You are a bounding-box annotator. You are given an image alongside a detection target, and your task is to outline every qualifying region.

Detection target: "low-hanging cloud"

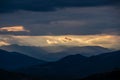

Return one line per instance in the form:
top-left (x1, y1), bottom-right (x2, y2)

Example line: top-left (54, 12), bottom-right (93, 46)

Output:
top-left (0, 26), bottom-right (29, 32)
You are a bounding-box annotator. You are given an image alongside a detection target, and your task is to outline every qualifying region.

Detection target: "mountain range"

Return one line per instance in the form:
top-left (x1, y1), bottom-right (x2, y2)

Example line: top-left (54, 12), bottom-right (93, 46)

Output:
top-left (0, 45), bottom-right (112, 61)
top-left (0, 48), bottom-right (120, 80)
top-left (17, 50), bottom-right (120, 80)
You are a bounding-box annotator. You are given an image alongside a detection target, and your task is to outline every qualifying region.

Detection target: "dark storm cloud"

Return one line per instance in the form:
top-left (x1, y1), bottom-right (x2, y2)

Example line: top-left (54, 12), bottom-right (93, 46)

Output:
top-left (0, 7), bottom-right (120, 35)
top-left (0, 0), bottom-right (120, 13)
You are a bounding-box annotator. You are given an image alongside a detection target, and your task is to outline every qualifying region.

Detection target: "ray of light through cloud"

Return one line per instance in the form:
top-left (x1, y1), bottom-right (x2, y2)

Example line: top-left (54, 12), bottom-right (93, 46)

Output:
top-left (0, 34), bottom-right (120, 53)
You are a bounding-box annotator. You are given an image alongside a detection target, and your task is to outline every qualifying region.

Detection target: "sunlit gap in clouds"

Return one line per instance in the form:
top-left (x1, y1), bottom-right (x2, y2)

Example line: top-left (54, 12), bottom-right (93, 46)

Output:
top-left (0, 34), bottom-right (120, 52)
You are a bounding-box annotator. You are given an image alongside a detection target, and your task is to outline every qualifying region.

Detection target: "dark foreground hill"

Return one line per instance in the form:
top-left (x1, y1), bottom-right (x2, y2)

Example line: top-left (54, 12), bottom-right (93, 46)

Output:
top-left (0, 69), bottom-right (33, 80)
top-left (1, 69), bottom-right (120, 80)
top-left (80, 69), bottom-right (120, 80)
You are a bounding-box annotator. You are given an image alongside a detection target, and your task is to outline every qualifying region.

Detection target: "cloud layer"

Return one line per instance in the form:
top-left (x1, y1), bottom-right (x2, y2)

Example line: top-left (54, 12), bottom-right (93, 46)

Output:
top-left (0, 0), bottom-right (119, 57)
top-left (0, 34), bottom-right (120, 50)
top-left (0, 0), bottom-right (119, 13)
top-left (0, 7), bottom-right (119, 35)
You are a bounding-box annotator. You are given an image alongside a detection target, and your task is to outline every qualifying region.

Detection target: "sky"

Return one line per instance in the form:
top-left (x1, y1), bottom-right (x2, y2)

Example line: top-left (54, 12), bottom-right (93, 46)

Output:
top-left (0, 0), bottom-right (120, 51)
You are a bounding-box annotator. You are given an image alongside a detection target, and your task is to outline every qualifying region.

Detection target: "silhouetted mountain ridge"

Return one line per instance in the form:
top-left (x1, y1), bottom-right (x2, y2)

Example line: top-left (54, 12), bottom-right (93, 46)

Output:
top-left (18, 50), bottom-right (120, 80)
